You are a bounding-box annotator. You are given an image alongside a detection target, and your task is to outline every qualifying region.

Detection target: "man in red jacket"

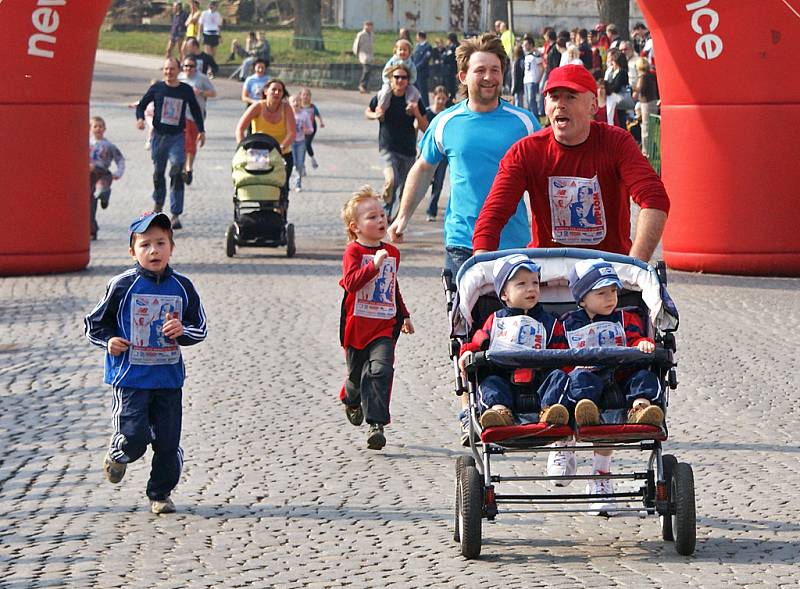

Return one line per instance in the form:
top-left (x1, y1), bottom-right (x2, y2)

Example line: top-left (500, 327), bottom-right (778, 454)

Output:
top-left (473, 64), bottom-right (669, 263)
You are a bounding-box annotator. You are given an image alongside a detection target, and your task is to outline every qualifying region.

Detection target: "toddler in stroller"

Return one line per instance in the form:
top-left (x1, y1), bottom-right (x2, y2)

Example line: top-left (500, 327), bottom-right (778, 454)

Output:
top-left (446, 248), bottom-right (695, 559)
top-left (226, 132), bottom-right (296, 257)
top-left (457, 253), bottom-right (570, 429)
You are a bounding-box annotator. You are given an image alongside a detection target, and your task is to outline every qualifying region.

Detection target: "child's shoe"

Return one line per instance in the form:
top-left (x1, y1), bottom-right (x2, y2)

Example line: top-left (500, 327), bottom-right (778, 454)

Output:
top-left (575, 399), bottom-right (601, 427)
top-left (344, 404), bottom-right (364, 426)
top-left (479, 405), bottom-right (514, 428)
top-left (150, 496), bottom-right (176, 515)
top-left (310, 156), bottom-right (319, 169)
top-left (103, 454), bottom-right (126, 484)
top-left (171, 215), bottom-right (182, 230)
top-left (587, 473), bottom-right (614, 516)
top-left (539, 403), bottom-right (568, 425)
top-left (366, 423), bottom-right (386, 450)
top-left (627, 403), bottom-right (664, 426)
top-left (99, 194), bottom-right (110, 209)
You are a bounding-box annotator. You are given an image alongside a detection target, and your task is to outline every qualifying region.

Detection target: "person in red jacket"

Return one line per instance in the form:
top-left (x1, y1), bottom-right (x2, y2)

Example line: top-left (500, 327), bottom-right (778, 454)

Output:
top-left (472, 64), bottom-right (669, 263)
top-left (339, 186), bottom-right (414, 451)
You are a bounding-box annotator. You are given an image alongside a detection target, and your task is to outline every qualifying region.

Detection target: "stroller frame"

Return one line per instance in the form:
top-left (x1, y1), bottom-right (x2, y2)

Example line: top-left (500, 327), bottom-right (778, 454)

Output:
top-left (226, 133), bottom-right (296, 258)
top-left (445, 248), bottom-right (695, 559)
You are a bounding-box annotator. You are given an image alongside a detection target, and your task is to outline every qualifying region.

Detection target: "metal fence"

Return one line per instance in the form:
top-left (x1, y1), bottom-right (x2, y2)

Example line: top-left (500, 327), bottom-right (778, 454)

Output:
top-left (647, 114), bottom-right (661, 176)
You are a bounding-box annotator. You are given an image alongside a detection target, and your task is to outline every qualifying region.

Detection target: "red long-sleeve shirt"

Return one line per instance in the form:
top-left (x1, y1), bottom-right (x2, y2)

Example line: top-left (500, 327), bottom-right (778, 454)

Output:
top-left (473, 122), bottom-right (669, 254)
top-left (339, 241), bottom-right (410, 350)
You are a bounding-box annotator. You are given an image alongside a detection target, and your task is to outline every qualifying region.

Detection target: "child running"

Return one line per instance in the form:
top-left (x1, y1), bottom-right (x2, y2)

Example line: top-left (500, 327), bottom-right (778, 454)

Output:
top-left (298, 87), bottom-right (324, 170)
top-left (339, 186), bottom-right (414, 450)
top-left (89, 116), bottom-right (126, 240)
top-left (84, 211), bottom-right (207, 515)
top-left (289, 95), bottom-right (314, 192)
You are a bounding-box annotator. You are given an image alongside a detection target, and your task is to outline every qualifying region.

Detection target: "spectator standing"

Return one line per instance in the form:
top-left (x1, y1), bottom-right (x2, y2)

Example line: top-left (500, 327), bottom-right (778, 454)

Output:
top-left (353, 21), bottom-right (374, 94)
top-left (412, 31), bottom-right (433, 109)
top-left (184, 0), bottom-right (201, 41)
top-left (198, 0), bottom-right (223, 57)
top-left (135, 58), bottom-right (205, 230)
top-left (165, 3), bottom-right (188, 59)
top-left (577, 28), bottom-right (593, 70)
top-left (240, 59), bottom-right (270, 106)
top-left (606, 23), bottom-right (623, 50)
top-left (365, 63), bottom-right (428, 220)
top-left (177, 56), bottom-right (216, 187)
top-left (606, 50), bottom-right (630, 128)
top-left (620, 41), bottom-right (639, 89)
top-left (510, 43), bottom-right (525, 107)
top-left (441, 32), bottom-right (459, 101)
top-left (632, 57), bottom-right (660, 157)
top-left (522, 35), bottom-right (543, 117)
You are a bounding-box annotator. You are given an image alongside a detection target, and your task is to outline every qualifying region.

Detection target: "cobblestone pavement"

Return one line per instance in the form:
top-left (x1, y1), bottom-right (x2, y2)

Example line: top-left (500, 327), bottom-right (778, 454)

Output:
top-left (1, 58), bottom-right (799, 588)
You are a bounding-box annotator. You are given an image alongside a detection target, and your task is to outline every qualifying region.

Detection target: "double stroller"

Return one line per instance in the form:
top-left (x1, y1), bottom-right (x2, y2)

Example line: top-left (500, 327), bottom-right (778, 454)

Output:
top-left (227, 133), bottom-right (295, 257)
top-left (445, 248), bottom-right (695, 559)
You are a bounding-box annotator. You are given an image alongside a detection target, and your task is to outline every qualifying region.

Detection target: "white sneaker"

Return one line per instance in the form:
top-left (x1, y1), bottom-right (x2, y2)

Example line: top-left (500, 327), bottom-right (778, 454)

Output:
top-left (547, 438), bottom-right (577, 486)
top-left (587, 474), bottom-right (615, 516)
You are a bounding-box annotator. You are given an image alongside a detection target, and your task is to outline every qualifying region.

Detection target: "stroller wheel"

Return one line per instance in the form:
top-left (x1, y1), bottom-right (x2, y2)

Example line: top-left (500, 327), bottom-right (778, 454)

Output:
top-left (286, 223), bottom-right (296, 258)
top-left (458, 465), bottom-right (483, 559)
top-left (660, 454), bottom-right (678, 541)
top-left (225, 223), bottom-right (237, 258)
top-left (671, 462), bottom-right (696, 555)
top-left (454, 456), bottom-right (476, 542)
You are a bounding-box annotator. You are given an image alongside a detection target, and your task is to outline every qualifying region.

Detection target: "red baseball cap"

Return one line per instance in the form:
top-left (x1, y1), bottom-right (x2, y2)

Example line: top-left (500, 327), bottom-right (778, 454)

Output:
top-left (543, 65), bottom-right (597, 96)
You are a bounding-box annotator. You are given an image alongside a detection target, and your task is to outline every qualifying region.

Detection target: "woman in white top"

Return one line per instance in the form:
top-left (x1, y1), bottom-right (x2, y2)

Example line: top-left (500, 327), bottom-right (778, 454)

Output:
top-left (198, 0), bottom-right (223, 57)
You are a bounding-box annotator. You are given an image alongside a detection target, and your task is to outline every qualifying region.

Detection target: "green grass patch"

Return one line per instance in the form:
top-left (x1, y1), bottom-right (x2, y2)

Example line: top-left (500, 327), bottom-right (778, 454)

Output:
top-left (98, 26), bottom-right (450, 64)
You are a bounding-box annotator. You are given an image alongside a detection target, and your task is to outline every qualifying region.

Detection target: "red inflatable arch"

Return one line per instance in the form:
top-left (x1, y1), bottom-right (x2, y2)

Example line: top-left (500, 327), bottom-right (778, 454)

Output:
top-left (639, 0), bottom-right (800, 275)
top-left (1, 0), bottom-right (798, 275)
top-left (1, 0), bottom-right (110, 275)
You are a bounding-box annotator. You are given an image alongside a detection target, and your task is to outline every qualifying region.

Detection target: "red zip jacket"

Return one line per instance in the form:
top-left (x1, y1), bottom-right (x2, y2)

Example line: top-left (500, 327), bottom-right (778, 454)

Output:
top-left (339, 241), bottom-right (410, 350)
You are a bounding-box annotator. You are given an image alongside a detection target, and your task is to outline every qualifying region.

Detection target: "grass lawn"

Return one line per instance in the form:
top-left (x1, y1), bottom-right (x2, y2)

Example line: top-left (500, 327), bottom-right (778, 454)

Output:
top-left (98, 26), bottom-right (450, 64)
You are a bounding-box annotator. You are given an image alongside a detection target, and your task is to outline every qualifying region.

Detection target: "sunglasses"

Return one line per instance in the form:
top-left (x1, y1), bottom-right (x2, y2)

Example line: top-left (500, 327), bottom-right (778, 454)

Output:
top-left (393, 75), bottom-right (408, 80)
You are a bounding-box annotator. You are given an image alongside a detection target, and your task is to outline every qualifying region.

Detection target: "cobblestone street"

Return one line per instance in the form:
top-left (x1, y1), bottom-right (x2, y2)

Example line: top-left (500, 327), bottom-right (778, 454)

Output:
top-left (1, 58), bottom-right (799, 588)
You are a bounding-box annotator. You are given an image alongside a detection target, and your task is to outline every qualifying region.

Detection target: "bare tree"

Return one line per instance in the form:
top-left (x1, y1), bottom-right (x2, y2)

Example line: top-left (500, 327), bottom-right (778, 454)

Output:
top-left (293, 0), bottom-right (324, 50)
top-left (597, 0), bottom-right (630, 40)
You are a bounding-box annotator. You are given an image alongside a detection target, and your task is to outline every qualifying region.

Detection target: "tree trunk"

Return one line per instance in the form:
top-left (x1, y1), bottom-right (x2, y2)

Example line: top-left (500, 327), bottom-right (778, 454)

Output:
top-left (597, 0), bottom-right (630, 40)
top-left (293, 0), bottom-right (324, 50)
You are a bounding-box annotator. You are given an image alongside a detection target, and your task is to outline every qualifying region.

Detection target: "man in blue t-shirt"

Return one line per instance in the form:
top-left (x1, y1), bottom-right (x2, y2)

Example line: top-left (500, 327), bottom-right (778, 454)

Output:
top-left (388, 33), bottom-right (540, 276)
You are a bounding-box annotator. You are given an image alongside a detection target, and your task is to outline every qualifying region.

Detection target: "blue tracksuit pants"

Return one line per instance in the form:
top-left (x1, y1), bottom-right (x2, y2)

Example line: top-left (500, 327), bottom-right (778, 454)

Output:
top-left (539, 368), bottom-right (662, 412)
top-left (108, 387), bottom-right (183, 501)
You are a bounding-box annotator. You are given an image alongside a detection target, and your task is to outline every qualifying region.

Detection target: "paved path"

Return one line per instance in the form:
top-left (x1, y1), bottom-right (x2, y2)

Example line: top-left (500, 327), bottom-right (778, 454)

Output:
top-left (1, 58), bottom-right (799, 588)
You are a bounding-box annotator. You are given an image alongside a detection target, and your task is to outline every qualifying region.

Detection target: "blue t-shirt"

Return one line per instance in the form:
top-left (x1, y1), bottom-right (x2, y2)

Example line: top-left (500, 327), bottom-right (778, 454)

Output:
top-left (243, 73), bottom-right (270, 101)
top-left (419, 99), bottom-right (540, 250)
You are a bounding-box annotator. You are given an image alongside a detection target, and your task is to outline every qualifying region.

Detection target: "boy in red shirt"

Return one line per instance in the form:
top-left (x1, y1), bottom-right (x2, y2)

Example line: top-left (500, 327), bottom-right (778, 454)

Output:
top-left (339, 187), bottom-right (414, 450)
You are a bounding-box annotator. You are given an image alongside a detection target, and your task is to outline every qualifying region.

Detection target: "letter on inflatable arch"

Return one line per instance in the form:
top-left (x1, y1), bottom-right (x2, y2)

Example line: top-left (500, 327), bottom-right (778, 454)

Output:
top-left (638, 0), bottom-right (800, 276)
top-left (1, 0), bottom-right (111, 276)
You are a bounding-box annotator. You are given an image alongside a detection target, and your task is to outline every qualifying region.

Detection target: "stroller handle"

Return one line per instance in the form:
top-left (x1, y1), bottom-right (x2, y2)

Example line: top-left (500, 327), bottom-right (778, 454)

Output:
top-left (468, 347), bottom-right (674, 372)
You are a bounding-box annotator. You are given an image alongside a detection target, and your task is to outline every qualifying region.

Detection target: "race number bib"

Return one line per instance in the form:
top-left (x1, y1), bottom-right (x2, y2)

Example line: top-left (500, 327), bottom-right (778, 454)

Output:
top-left (548, 175), bottom-right (606, 245)
top-left (160, 96), bottom-right (183, 126)
top-left (488, 315), bottom-right (546, 353)
top-left (566, 321), bottom-right (625, 350)
top-left (130, 294), bottom-right (183, 365)
top-left (354, 255), bottom-right (397, 320)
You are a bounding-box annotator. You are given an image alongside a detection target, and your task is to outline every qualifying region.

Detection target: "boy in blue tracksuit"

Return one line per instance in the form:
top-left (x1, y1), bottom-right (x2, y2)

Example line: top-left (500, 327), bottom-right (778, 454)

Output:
top-left (84, 211), bottom-right (207, 514)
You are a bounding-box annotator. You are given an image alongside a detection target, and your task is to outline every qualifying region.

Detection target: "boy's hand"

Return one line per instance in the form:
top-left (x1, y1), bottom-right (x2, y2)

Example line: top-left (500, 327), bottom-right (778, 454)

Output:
top-left (373, 249), bottom-right (388, 267)
top-left (107, 337), bottom-right (130, 356)
top-left (162, 312), bottom-right (184, 340)
top-left (401, 317), bottom-right (415, 334)
top-left (458, 351), bottom-right (473, 379)
top-left (637, 340), bottom-right (655, 353)
top-left (136, 119), bottom-right (146, 131)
